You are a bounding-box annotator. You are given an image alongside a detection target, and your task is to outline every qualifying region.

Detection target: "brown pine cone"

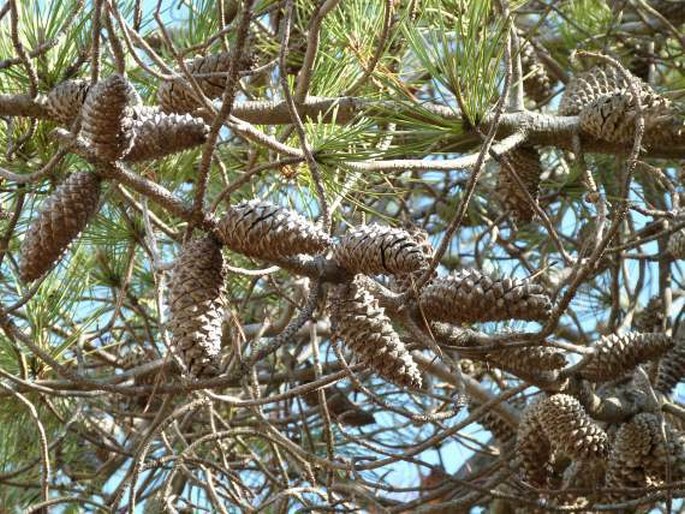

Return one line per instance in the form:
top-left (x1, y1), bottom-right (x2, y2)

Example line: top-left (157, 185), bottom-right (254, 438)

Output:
top-left (80, 74), bottom-right (136, 161)
top-left (124, 112), bottom-right (209, 162)
top-left (388, 227), bottom-right (436, 292)
top-left (333, 224), bottom-right (429, 277)
top-left (668, 228), bottom-right (685, 259)
top-left (469, 398), bottom-right (523, 444)
top-left (535, 394), bottom-right (609, 459)
top-left (580, 332), bottom-right (673, 383)
top-left (520, 40), bottom-right (552, 103)
top-left (516, 401), bottom-right (552, 486)
top-left (45, 80), bottom-right (90, 126)
top-left (655, 327), bottom-right (685, 395)
top-left (20, 172), bottom-right (101, 282)
top-left (330, 276), bottom-right (422, 388)
top-left (168, 236), bottom-right (225, 377)
top-left (218, 199), bottom-right (330, 260)
top-left (419, 268), bottom-right (552, 324)
top-left (157, 51), bottom-right (255, 114)
top-left (633, 296), bottom-right (666, 333)
top-left (487, 345), bottom-right (567, 375)
top-left (559, 65), bottom-right (652, 116)
top-left (495, 146), bottom-right (544, 223)
top-left (578, 89), bottom-right (680, 146)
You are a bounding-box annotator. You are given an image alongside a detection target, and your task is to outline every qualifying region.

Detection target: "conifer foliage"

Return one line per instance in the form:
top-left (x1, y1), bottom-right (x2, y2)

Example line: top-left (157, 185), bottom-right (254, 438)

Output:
top-left (0, 0), bottom-right (684, 512)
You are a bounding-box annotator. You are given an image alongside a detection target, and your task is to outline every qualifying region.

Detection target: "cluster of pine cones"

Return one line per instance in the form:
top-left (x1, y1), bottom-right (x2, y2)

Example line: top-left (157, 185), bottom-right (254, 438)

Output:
top-left (494, 63), bottom-right (684, 224)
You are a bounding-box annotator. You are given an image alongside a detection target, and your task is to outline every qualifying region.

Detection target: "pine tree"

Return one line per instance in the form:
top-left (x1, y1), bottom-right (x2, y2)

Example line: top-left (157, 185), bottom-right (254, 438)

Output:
top-left (0, 0), bottom-right (684, 511)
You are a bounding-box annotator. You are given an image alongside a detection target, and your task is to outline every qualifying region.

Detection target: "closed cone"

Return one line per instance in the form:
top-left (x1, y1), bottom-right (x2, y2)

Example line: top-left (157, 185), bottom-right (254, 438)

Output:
top-left (516, 401), bottom-right (552, 486)
top-left (157, 51), bottom-right (255, 114)
top-left (580, 332), bottom-right (673, 382)
top-left (578, 89), bottom-right (679, 146)
top-left (330, 276), bottom-right (422, 388)
top-left (559, 65), bottom-right (652, 116)
top-left (488, 345), bottom-right (567, 375)
top-left (668, 228), bottom-right (685, 259)
top-left (45, 80), bottom-right (90, 126)
top-left (419, 268), bottom-right (552, 324)
top-left (655, 330), bottom-right (685, 395)
top-left (535, 394), bottom-right (609, 459)
top-left (520, 40), bottom-right (552, 103)
top-left (20, 172), bottom-right (101, 282)
top-left (334, 224), bottom-right (429, 276)
top-left (124, 112), bottom-right (209, 162)
top-left (495, 146), bottom-right (544, 223)
top-left (218, 199), bottom-right (330, 260)
top-left (81, 74), bottom-right (136, 161)
top-left (388, 227), bottom-right (436, 292)
top-left (168, 236), bottom-right (225, 377)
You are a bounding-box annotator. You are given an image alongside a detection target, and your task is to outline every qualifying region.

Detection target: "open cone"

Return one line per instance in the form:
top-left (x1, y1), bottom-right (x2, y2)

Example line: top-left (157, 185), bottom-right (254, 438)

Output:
top-left (495, 146), bottom-right (544, 223)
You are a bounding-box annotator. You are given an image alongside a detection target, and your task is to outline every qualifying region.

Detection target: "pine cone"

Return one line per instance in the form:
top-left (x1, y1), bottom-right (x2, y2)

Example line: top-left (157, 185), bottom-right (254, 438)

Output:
top-left (45, 80), bottom-right (90, 126)
top-left (388, 227), bottom-right (436, 292)
top-left (516, 401), bottom-right (552, 486)
top-left (218, 199), bottom-right (330, 260)
top-left (330, 276), bottom-right (422, 388)
top-left (168, 236), bottom-right (225, 377)
top-left (419, 269), bottom-right (552, 324)
top-left (487, 345), bottom-right (567, 375)
top-left (535, 394), bottom-right (609, 459)
top-left (668, 228), bottom-right (685, 259)
top-left (633, 296), bottom-right (665, 333)
top-left (580, 332), bottom-right (673, 383)
top-left (607, 412), bottom-right (685, 497)
top-left (20, 172), bottom-right (101, 282)
top-left (157, 51), bottom-right (255, 114)
top-left (495, 146), bottom-right (544, 223)
top-left (333, 224), bottom-right (429, 276)
top-left (578, 89), bottom-right (680, 146)
top-left (124, 112), bottom-right (209, 162)
top-left (303, 386), bottom-right (376, 427)
top-left (655, 328), bottom-right (685, 395)
top-left (80, 74), bottom-right (136, 161)
top-left (559, 65), bottom-right (652, 116)
top-left (520, 40), bottom-right (552, 103)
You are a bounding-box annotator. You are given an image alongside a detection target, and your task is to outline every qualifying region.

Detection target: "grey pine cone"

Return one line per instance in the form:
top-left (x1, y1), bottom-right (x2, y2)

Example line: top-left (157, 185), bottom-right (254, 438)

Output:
top-left (218, 199), bottom-right (330, 260)
top-left (520, 40), bottom-right (552, 103)
top-left (80, 74), bottom-right (136, 161)
top-left (559, 65), bottom-right (652, 116)
top-left (168, 236), bottom-right (225, 377)
top-left (124, 112), bottom-right (209, 162)
top-left (419, 268), bottom-right (552, 324)
top-left (580, 332), bottom-right (673, 382)
top-left (330, 276), bottom-right (422, 388)
top-left (333, 224), bottom-right (429, 277)
top-left (578, 89), bottom-right (680, 146)
top-left (20, 172), bottom-right (101, 282)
